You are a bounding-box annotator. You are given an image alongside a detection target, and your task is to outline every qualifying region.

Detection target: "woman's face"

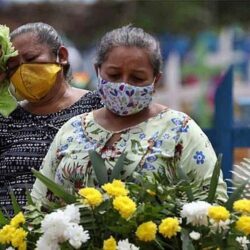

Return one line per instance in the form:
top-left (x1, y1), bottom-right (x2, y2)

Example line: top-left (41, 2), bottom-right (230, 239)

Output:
top-left (99, 46), bottom-right (156, 86)
top-left (7, 32), bottom-right (56, 75)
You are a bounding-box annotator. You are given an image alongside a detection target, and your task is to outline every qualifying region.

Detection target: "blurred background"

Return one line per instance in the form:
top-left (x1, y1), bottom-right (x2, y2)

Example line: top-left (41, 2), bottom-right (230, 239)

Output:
top-left (1, 0), bottom-right (250, 163)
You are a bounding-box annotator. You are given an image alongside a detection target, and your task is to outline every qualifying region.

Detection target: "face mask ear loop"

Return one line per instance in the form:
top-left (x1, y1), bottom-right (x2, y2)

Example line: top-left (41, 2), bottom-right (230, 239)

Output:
top-left (55, 49), bottom-right (64, 72)
top-left (56, 49), bottom-right (60, 64)
top-left (97, 68), bottom-right (102, 81)
top-left (152, 76), bottom-right (157, 93)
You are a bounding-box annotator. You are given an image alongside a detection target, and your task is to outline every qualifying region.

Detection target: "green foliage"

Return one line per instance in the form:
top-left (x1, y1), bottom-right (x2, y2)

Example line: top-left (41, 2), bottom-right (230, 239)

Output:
top-left (32, 168), bottom-right (77, 204)
top-left (88, 150), bottom-right (108, 185)
top-left (1, 154), bottom-right (250, 249)
top-left (207, 154), bottom-right (222, 203)
top-left (9, 188), bottom-right (21, 215)
top-left (0, 25), bottom-right (18, 117)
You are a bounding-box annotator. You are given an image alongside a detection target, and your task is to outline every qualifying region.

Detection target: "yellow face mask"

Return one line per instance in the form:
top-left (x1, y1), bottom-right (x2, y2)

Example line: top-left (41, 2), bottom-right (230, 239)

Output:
top-left (10, 63), bottom-right (62, 102)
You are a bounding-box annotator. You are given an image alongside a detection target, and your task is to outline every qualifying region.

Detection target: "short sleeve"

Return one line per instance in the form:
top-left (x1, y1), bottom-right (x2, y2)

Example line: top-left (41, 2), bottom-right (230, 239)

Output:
top-left (179, 118), bottom-right (228, 202)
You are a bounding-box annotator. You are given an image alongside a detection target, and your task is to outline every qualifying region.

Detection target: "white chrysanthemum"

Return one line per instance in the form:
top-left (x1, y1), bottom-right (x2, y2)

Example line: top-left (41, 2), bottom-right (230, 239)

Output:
top-left (64, 204), bottom-right (80, 224)
top-left (6, 247), bottom-right (15, 250)
top-left (181, 201), bottom-right (211, 226)
top-left (64, 223), bottom-right (90, 249)
top-left (189, 231), bottom-right (201, 240)
top-left (36, 235), bottom-right (60, 250)
top-left (39, 205), bottom-right (89, 249)
top-left (117, 239), bottom-right (139, 250)
top-left (236, 236), bottom-right (250, 250)
top-left (41, 210), bottom-right (69, 242)
top-left (209, 219), bottom-right (230, 233)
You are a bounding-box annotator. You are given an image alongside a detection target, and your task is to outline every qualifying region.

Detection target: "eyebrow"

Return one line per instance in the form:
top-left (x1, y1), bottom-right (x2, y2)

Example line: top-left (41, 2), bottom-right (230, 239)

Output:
top-left (106, 65), bottom-right (148, 73)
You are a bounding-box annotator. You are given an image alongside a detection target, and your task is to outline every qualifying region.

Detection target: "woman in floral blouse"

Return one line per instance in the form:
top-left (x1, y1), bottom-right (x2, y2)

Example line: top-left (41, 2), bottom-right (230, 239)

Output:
top-left (31, 25), bottom-right (227, 204)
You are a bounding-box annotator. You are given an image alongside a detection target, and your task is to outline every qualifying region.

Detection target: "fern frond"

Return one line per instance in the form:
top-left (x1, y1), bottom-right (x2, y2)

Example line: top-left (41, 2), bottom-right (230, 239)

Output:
top-left (231, 158), bottom-right (250, 198)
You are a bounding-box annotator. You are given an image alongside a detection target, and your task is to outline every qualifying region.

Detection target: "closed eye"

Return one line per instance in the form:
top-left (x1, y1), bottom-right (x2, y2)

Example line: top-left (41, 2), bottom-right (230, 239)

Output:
top-left (107, 74), bottom-right (120, 81)
top-left (25, 55), bottom-right (38, 62)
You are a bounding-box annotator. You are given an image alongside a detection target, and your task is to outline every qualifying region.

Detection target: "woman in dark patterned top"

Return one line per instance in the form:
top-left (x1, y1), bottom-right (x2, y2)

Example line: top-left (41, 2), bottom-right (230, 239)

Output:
top-left (0, 22), bottom-right (102, 215)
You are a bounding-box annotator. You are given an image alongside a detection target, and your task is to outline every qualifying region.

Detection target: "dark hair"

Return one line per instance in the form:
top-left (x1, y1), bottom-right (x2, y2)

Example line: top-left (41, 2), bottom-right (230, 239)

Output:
top-left (10, 22), bottom-right (71, 80)
top-left (95, 25), bottom-right (162, 76)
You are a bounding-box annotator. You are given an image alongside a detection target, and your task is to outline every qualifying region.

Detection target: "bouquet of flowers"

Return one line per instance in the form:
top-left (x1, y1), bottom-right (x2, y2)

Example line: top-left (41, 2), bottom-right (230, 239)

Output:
top-left (0, 153), bottom-right (250, 250)
top-left (0, 25), bottom-right (18, 117)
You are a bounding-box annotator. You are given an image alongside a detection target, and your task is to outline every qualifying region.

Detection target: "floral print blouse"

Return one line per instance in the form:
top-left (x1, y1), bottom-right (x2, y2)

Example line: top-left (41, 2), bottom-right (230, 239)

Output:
top-left (31, 108), bottom-right (227, 203)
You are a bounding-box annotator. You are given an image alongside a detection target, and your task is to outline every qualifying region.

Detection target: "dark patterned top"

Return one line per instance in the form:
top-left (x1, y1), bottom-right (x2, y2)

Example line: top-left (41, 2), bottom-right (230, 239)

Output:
top-left (0, 91), bottom-right (102, 215)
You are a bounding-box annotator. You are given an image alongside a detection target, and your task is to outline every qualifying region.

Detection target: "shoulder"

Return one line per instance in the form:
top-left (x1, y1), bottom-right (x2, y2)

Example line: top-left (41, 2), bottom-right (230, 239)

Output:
top-left (81, 90), bottom-right (101, 102)
top-left (59, 113), bottom-right (84, 132)
top-left (157, 108), bottom-right (192, 128)
top-left (76, 90), bottom-right (103, 110)
top-left (159, 108), bottom-right (208, 142)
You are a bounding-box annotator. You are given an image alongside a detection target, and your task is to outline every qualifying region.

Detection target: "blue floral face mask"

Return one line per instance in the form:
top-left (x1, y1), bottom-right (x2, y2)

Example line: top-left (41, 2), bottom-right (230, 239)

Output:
top-left (97, 74), bottom-right (155, 116)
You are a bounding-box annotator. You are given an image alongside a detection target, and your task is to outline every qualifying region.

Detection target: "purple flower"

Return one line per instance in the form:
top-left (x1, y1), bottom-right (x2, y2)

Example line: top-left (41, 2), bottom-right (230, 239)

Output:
top-left (110, 89), bottom-right (118, 96)
top-left (101, 79), bottom-right (108, 84)
top-left (139, 133), bottom-right (146, 139)
top-left (193, 151), bottom-right (205, 164)
top-left (67, 136), bottom-right (73, 143)
top-left (141, 89), bottom-right (148, 96)
top-left (119, 84), bottom-right (125, 91)
top-left (142, 162), bottom-right (156, 170)
top-left (71, 120), bottom-right (81, 127)
top-left (126, 89), bottom-right (135, 96)
top-left (146, 155), bottom-right (157, 163)
top-left (180, 125), bottom-right (189, 132)
top-left (154, 140), bottom-right (163, 148)
top-left (59, 144), bottom-right (68, 151)
top-left (171, 118), bottom-right (182, 126)
top-left (127, 102), bottom-right (134, 107)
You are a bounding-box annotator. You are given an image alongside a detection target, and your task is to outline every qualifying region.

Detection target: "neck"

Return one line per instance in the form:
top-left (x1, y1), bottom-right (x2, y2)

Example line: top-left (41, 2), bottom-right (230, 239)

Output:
top-left (97, 105), bottom-right (153, 132)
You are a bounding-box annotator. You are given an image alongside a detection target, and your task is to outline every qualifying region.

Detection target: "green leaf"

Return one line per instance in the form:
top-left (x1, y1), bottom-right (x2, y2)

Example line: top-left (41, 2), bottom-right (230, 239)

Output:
top-left (25, 185), bottom-right (35, 206)
top-left (0, 81), bottom-right (17, 117)
top-left (88, 150), bottom-right (108, 185)
top-left (9, 188), bottom-right (21, 215)
top-left (0, 208), bottom-right (9, 226)
top-left (0, 25), bottom-right (18, 69)
top-left (181, 229), bottom-right (195, 250)
top-left (225, 179), bottom-right (249, 211)
top-left (176, 165), bottom-right (194, 201)
top-left (32, 169), bottom-right (77, 204)
top-left (0, 25), bottom-right (18, 117)
top-left (207, 154), bottom-right (222, 203)
top-left (154, 238), bottom-right (166, 250)
top-left (110, 152), bottom-right (126, 181)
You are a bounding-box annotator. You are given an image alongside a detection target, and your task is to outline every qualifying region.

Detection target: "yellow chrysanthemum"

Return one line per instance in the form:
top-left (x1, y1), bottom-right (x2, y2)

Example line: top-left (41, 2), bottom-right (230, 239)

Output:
top-left (18, 241), bottom-right (27, 250)
top-left (113, 196), bottom-right (136, 219)
top-left (233, 199), bottom-right (250, 214)
top-left (11, 228), bottom-right (27, 250)
top-left (159, 217), bottom-right (181, 238)
top-left (102, 180), bottom-right (129, 197)
top-left (10, 212), bottom-right (25, 227)
top-left (78, 187), bottom-right (103, 207)
top-left (0, 224), bottom-right (16, 244)
top-left (236, 215), bottom-right (250, 235)
top-left (103, 236), bottom-right (117, 250)
top-left (208, 206), bottom-right (230, 222)
top-left (136, 221), bottom-right (157, 242)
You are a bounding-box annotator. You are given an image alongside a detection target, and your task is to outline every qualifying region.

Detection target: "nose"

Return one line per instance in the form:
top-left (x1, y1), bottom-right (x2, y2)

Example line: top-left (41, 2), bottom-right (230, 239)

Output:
top-left (19, 57), bottom-right (26, 64)
top-left (120, 75), bottom-right (129, 83)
